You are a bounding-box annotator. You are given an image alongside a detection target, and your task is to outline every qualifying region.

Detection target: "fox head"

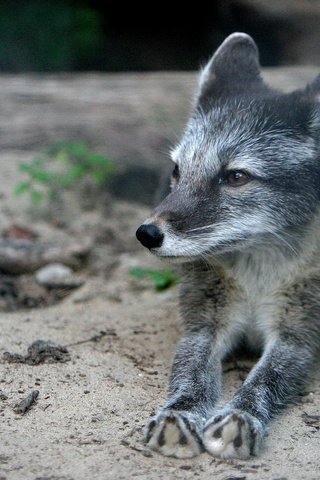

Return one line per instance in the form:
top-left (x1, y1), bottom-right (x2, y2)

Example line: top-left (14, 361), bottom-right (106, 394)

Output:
top-left (136, 33), bottom-right (320, 261)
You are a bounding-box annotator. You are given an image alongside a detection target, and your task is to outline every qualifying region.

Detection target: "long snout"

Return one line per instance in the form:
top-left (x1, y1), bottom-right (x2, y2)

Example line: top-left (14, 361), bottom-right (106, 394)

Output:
top-left (136, 187), bottom-right (201, 256)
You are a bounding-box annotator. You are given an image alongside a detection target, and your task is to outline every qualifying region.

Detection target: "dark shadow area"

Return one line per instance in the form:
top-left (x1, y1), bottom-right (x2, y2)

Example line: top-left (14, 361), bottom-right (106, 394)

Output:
top-left (0, 0), bottom-right (319, 72)
top-left (108, 165), bottom-right (163, 206)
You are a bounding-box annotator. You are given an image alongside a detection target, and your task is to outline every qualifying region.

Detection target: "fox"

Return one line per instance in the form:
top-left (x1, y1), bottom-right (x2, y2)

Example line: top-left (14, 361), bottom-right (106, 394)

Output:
top-left (135, 33), bottom-right (320, 459)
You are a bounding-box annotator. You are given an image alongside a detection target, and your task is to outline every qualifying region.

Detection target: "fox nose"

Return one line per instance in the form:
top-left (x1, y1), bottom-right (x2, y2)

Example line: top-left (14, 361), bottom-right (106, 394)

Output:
top-left (136, 224), bottom-right (164, 249)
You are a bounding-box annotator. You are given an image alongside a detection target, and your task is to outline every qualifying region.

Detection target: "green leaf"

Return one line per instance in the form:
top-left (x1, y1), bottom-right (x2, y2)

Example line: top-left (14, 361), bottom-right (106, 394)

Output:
top-left (19, 158), bottom-right (44, 173)
top-left (64, 142), bottom-right (88, 158)
top-left (129, 267), bottom-right (151, 279)
top-left (31, 170), bottom-right (55, 183)
top-left (58, 165), bottom-right (87, 188)
top-left (67, 164), bottom-right (88, 180)
top-left (48, 190), bottom-right (58, 200)
top-left (129, 267), bottom-right (178, 291)
top-left (151, 269), bottom-right (178, 291)
top-left (31, 189), bottom-right (43, 205)
top-left (19, 162), bottom-right (34, 173)
top-left (15, 141), bottom-right (115, 206)
top-left (55, 150), bottom-right (69, 163)
top-left (91, 170), bottom-right (106, 183)
top-left (15, 181), bottom-right (30, 196)
top-left (86, 153), bottom-right (109, 166)
top-left (91, 167), bottom-right (114, 183)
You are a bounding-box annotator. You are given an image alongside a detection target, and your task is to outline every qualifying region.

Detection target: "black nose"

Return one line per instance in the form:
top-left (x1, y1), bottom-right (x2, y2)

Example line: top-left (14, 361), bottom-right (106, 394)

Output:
top-left (136, 224), bottom-right (164, 249)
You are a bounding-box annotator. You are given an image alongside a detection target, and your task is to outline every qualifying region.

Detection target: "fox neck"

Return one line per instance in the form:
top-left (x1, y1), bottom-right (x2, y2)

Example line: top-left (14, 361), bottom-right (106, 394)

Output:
top-left (206, 219), bottom-right (320, 294)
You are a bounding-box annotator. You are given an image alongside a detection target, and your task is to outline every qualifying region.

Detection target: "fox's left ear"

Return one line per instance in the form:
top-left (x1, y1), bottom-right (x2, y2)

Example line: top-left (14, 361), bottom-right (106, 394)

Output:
top-left (305, 74), bottom-right (320, 134)
top-left (311, 102), bottom-right (320, 135)
top-left (196, 32), bottom-right (270, 105)
top-left (305, 74), bottom-right (320, 96)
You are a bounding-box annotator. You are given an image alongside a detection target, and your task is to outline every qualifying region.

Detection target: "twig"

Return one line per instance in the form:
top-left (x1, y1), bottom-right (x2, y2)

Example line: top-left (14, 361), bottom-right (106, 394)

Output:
top-left (65, 329), bottom-right (116, 347)
top-left (14, 389), bottom-right (39, 414)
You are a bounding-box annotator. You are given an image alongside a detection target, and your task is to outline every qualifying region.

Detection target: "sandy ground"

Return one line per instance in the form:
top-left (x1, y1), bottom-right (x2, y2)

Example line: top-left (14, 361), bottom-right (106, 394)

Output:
top-left (1, 152), bottom-right (320, 480)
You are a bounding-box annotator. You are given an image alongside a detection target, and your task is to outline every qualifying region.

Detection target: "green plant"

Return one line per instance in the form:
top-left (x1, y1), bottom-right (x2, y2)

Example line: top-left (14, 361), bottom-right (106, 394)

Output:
top-left (15, 141), bottom-right (115, 205)
top-left (129, 267), bottom-right (179, 291)
top-left (0, 2), bottom-right (103, 72)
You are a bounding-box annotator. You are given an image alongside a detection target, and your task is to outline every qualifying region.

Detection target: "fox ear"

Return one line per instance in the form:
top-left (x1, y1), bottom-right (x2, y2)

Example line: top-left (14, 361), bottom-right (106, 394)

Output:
top-left (197, 33), bottom-right (268, 104)
top-left (305, 74), bottom-right (320, 95)
top-left (304, 75), bottom-right (320, 134)
top-left (310, 102), bottom-right (320, 135)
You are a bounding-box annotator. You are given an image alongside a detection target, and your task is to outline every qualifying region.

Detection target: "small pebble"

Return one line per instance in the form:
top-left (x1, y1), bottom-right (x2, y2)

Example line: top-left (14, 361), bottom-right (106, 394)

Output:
top-left (35, 263), bottom-right (82, 288)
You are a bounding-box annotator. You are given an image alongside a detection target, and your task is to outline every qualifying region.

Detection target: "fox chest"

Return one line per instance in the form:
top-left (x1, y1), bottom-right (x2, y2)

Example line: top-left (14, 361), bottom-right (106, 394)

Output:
top-left (210, 274), bottom-right (285, 349)
top-left (227, 293), bottom-right (280, 349)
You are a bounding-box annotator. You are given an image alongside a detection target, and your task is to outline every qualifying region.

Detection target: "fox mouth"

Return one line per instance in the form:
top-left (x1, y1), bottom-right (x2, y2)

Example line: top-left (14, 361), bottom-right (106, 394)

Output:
top-left (149, 250), bottom-right (195, 263)
top-left (149, 240), bottom-right (242, 261)
top-left (147, 229), bottom-right (262, 260)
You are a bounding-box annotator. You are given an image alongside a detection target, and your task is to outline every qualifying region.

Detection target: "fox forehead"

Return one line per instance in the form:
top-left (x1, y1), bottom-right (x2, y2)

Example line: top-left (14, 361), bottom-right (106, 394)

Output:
top-left (172, 97), bottom-right (316, 178)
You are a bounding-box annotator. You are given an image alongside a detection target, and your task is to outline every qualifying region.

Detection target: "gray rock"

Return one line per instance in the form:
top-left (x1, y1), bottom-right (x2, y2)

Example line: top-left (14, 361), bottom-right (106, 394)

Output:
top-left (35, 263), bottom-right (82, 288)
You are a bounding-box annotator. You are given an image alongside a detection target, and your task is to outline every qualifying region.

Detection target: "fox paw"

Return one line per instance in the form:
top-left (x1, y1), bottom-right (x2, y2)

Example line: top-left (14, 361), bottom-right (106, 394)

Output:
top-left (145, 410), bottom-right (204, 458)
top-left (203, 409), bottom-right (264, 459)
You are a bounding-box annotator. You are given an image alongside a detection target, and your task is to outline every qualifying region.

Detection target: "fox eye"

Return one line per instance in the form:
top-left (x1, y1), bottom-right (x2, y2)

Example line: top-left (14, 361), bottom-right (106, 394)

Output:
top-left (172, 164), bottom-right (180, 180)
top-left (224, 170), bottom-right (250, 187)
top-left (170, 164), bottom-right (180, 189)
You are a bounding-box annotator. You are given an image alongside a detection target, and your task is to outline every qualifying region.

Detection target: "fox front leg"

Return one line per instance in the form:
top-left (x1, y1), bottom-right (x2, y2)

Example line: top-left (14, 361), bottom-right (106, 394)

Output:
top-left (203, 338), bottom-right (315, 459)
top-left (145, 263), bottom-right (236, 458)
top-left (145, 332), bottom-right (223, 458)
top-left (145, 263), bottom-right (233, 458)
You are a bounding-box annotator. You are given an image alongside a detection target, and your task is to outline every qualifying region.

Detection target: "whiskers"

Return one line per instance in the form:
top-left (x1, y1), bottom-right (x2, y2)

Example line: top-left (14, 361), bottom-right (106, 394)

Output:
top-left (185, 220), bottom-right (300, 258)
top-left (262, 225), bottom-right (299, 257)
top-left (186, 224), bottom-right (216, 233)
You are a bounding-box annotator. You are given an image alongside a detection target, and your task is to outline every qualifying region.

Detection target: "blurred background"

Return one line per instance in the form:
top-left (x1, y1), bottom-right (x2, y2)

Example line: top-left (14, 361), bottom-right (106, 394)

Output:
top-left (0, 0), bottom-right (319, 73)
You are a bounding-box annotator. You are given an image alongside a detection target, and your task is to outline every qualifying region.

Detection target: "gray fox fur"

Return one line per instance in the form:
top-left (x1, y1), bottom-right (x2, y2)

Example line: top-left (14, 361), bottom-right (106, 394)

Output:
top-left (136, 32), bottom-right (320, 459)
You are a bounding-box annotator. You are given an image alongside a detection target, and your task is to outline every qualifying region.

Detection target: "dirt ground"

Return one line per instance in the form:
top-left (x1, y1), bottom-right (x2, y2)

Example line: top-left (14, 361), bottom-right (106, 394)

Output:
top-left (1, 98), bottom-right (320, 480)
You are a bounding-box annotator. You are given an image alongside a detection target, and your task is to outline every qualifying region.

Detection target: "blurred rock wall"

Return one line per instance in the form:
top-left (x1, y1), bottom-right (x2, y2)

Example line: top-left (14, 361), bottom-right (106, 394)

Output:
top-left (0, 67), bottom-right (318, 205)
